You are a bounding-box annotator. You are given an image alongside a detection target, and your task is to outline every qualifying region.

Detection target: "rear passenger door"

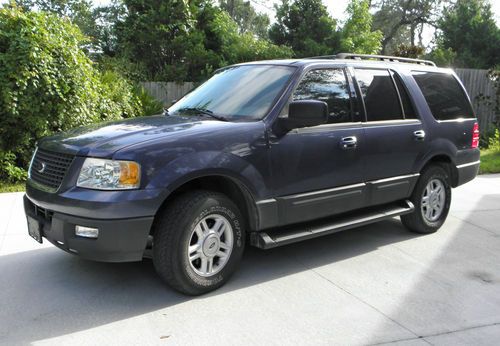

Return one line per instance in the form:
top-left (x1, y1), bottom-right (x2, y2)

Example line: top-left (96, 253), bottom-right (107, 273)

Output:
top-left (353, 68), bottom-right (424, 206)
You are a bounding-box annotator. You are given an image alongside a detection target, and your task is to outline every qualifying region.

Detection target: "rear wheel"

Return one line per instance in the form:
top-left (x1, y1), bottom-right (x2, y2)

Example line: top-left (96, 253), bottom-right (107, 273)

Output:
top-left (153, 190), bottom-right (245, 295)
top-left (401, 165), bottom-right (451, 234)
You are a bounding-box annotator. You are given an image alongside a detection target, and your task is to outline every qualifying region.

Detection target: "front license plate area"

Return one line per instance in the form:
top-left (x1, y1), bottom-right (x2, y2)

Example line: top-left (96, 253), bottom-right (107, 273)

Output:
top-left (27, 216), bottom-right (43, 243)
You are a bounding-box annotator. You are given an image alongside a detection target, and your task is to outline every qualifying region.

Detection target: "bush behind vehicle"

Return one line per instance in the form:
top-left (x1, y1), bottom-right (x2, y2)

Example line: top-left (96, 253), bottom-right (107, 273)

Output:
top-left (0, 6), bottom-right (159, 181)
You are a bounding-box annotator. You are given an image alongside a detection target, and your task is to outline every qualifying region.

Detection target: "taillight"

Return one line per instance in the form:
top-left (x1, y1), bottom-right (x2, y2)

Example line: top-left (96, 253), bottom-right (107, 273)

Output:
top-left (471, 122), bottom-right (480, 148)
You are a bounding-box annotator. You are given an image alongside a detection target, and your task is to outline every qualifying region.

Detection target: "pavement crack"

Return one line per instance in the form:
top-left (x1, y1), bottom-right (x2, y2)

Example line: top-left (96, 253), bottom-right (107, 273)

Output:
top-left (299, 261), bottom-right (423, 342)
top-left (449, 214), bottom-right (497, 235)
top-left (369, 321), bottom-right (500, 345)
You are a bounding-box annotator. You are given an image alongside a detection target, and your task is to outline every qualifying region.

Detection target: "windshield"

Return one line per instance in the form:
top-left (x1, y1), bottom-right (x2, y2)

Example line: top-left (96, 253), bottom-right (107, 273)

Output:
top-left (168, 65), bottom-right (296, 121)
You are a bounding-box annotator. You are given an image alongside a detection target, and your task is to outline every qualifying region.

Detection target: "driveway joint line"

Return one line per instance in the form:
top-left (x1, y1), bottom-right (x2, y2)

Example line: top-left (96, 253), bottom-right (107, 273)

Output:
top-left (304, 265), bottom-right (423, 341)
top-left (368, 321), bottom-right (500, 345)
top-left (448, 214), bottom-right (497, 235)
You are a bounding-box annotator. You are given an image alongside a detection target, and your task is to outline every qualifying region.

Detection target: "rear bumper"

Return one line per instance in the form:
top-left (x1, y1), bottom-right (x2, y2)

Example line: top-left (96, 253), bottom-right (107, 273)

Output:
top-left (456, 160), bottom-right (480, 186)
top-left (24, 195), bottom-right (154, 262)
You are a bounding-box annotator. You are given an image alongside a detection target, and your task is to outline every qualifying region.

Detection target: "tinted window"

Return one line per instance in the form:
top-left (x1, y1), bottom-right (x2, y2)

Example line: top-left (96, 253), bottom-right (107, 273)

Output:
top-left (292, 69), bottom-right (351, 123)
top-left (392, 72), bottom-right (416, 119)
top-left (168, 65), bottom-right (295, 120)
top-left (355, 68), bottom-right (403, 121)
top-left (412, 71), bottom-right (474, 120)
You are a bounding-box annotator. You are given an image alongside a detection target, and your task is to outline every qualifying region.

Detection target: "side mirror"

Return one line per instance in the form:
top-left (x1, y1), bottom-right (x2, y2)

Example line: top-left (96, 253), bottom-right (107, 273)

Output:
top-left (282, 100), bottom-right (328, 130)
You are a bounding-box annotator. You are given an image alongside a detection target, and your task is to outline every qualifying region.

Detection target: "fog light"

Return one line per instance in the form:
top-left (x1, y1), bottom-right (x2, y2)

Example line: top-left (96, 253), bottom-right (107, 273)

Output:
top-left (75, 225), bottom-right (99, 238)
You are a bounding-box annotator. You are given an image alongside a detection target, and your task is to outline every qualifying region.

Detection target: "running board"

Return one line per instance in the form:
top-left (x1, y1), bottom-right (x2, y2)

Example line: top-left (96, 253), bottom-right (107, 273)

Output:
top-left (250, 200), bottom-right (415, 249)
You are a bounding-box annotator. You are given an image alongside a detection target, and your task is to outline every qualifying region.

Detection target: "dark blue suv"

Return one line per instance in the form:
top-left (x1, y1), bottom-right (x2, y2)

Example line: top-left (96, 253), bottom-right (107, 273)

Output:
top-left (24, 53), bottom-right (480, 295)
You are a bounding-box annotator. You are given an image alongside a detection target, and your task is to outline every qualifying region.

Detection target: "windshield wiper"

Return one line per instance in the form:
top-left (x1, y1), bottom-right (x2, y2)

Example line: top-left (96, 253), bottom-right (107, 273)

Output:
top-left (177, 107), bottom-right (228, 122)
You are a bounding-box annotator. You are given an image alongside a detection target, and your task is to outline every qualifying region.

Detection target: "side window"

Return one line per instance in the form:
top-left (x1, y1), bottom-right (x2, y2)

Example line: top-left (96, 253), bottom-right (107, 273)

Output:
top-left (392, 72), bottom-right (417, 119)
top-left (412, 71), bottom-right (474, 120)
top-left (292, 69), bottom-right (351, 123)
top-left (355, 68), bottom-right (403, 121)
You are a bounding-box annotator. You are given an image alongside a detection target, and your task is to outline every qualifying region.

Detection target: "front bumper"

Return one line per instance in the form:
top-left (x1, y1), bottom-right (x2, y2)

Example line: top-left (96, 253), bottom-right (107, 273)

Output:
top-left (24, 195), bottom-right (154, 262)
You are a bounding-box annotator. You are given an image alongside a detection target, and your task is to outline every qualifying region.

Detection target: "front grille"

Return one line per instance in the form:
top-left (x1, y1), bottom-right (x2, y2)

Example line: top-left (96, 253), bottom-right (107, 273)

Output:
top-left (29, 148), bottom-right (74, 191)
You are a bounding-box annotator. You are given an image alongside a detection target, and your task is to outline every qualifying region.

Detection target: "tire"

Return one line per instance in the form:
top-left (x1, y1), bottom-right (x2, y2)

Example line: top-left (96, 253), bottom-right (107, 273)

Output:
top-left (401, 164), bottom-right (452, 234)
top-left (153, 190), bottom-right (245, 295)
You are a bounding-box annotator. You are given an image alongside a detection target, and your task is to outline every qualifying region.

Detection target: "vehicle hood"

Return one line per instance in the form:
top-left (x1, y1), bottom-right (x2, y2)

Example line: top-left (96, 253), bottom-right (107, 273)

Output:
top-left (38, 115), bottom-right (223, 157)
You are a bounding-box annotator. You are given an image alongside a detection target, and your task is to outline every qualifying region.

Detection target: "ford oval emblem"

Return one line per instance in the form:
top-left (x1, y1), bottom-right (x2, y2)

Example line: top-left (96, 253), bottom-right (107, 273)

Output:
top-left (37, 162), bottom-right (46, 174)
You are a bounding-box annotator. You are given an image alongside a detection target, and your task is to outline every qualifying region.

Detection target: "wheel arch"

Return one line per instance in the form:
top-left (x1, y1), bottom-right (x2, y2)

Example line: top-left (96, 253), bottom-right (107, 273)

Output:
top-left (419, 154), bottom-right (459, 187)
top-left (153, 173), bottom-right (260, 233)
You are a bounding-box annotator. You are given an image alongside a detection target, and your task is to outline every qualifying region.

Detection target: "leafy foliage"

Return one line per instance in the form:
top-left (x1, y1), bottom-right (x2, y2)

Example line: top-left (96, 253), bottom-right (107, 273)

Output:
top-left (436, 0), bottom-right (500, 69)
top-left (372, 0), bottom-right (444, 54)
top-left (480, 129), bottom-right (500, 174)
top-left (219, 0), bottom-right (270, 38)
top-left (340, 0), bottom-right (382, 54)
top-left (132, 85), bottom-right (164, 116)
top-left (0, 152), bottom-right (27, 183)
top-left (15, 0), bottom-right (97, 48)
top-left (116, 0), bottom-right (291, 82)
top-left (425, 47), bottom-right (456, 67)
top-left (269, 0), bottom-right (339, 57)
top-left (392, 44), bottom-right (425, 58)
top-left (0, 5), bottom-right (146, 171)
top-left (489, 129), bottom-right (500, 151)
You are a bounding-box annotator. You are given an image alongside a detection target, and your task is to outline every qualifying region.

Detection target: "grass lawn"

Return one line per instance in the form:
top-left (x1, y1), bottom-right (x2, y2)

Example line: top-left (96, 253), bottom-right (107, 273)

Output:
top-left (0, 181), bottom-right (26, 193)
top-left (480, 148), bottom-right (500, 174)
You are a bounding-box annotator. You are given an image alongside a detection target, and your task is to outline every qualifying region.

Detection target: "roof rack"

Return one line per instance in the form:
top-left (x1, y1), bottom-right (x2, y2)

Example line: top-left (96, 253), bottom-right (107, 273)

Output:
top-left (308, 53), bottom-right (436, 67)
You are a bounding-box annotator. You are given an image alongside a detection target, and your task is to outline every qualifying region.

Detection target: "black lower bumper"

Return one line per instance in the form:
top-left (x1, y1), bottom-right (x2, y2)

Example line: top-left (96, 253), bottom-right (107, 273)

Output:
top-left (456, 160), bottom-right (480, 186)
top-left (24, 195), bottom-right (154, 262)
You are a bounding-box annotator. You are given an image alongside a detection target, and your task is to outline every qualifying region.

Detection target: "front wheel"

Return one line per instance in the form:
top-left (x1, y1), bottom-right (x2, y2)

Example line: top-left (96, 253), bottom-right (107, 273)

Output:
top-left (401, 165), bottom-right (452, 234)
top-left (153, 190), bottom-right (245, 295)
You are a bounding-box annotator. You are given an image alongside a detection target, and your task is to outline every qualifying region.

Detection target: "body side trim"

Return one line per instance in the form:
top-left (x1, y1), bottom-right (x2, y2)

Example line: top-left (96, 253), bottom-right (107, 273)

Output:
top-left (456, 160), bottom-right (480, 169)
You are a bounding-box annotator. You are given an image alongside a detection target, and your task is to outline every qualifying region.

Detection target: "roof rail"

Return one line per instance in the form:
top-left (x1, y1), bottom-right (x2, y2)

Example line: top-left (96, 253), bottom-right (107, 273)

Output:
top-left (307, 53), bottom-right (436, 67)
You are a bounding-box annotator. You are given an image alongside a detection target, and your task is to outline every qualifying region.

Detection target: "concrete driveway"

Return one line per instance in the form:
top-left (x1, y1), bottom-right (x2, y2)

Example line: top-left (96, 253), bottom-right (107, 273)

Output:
top-left (1, 175), bottom-right (500, 345)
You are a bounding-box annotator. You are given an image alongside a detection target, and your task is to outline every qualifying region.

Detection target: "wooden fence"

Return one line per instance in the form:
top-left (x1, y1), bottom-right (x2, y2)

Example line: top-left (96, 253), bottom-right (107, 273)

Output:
top-left (455, 69), bottom-right (497, 134)
top-left (140, 82), bottom-right (195, 107)
top-left (141, 69), bottom-right (498, 132)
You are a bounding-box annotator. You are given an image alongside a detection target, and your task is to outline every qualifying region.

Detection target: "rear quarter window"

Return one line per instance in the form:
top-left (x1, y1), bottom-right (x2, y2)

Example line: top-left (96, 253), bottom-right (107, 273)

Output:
top-left (412, 71), bottom-right (474, 120)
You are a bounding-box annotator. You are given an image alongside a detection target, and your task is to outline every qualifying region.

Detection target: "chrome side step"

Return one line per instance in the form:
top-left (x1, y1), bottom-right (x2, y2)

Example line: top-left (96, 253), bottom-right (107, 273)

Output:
top-left (250, 200), bottom-right (414, 249)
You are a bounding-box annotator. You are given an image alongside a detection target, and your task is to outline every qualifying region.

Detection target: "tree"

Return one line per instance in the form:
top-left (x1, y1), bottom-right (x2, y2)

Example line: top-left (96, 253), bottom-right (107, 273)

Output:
top-left (115, 0), bottom-right (203, 81)
top-left (116, 0), bottom-right (291, 82)
top-left (436, 0), bottom-right (500, 69)
top-left (425, 47), bottom-right (455, 67)
top-left (269, 0), bottom-right (339, 57)
top-left (392, 43), bottom-right (425, 58)
top-left (340, 0), bottom-right (382, 54)
top-left (219, 0), bottom-right (270, 38)
top-left (14, 0), bottom-right (120, 54)
top-left (372, 0), bottom-right (445, 54)
top-left (15, 0), bottom-right (95, 35)
top-left (87, 1), bottom-right (126, 56)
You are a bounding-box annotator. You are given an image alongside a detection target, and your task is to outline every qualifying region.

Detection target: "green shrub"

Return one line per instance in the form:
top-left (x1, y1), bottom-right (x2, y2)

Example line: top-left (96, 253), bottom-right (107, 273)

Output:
top-left (132, 85), bottom-right (164, 116)
top-left (99, 69), bottom-right (142, 118)
top-left (0, 6), bottom-right (144, 170)
top-left (489, 129), bottom-right (500, 151)
top-left (0, 151), bottom-right (27, 183)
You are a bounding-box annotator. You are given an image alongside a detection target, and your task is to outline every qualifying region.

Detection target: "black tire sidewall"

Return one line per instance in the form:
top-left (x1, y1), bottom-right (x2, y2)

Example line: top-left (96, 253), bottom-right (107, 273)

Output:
top-left (179, 198), bottom-right (244, 291)
top-left (154, 191), bottom-right (245, 294)
top-left (408, 165), bottom-right (451, 233)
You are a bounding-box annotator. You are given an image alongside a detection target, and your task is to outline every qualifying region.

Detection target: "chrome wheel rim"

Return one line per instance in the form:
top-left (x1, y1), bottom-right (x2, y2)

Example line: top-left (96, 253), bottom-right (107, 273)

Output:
top-left (188, 214), bottom-right (233, 277)
top-left (421, 179), bottom-right (446, 222)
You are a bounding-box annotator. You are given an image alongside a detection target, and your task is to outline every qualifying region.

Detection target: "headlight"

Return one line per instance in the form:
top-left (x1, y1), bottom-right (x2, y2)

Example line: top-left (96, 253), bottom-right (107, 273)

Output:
top-left (77, 158), bottom-right (141, 190)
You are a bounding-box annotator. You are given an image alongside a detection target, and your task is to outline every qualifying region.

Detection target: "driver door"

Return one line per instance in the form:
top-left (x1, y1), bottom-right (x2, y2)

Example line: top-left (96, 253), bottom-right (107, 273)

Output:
top-left (269, 67), bottom-right (366, 226)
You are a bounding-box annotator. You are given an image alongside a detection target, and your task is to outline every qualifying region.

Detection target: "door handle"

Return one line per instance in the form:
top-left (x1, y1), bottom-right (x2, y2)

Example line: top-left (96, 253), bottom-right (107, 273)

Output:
top-left (340, 136), bottom-right (357, 149)
top-left (413, 130), bottom-right (426, 141)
